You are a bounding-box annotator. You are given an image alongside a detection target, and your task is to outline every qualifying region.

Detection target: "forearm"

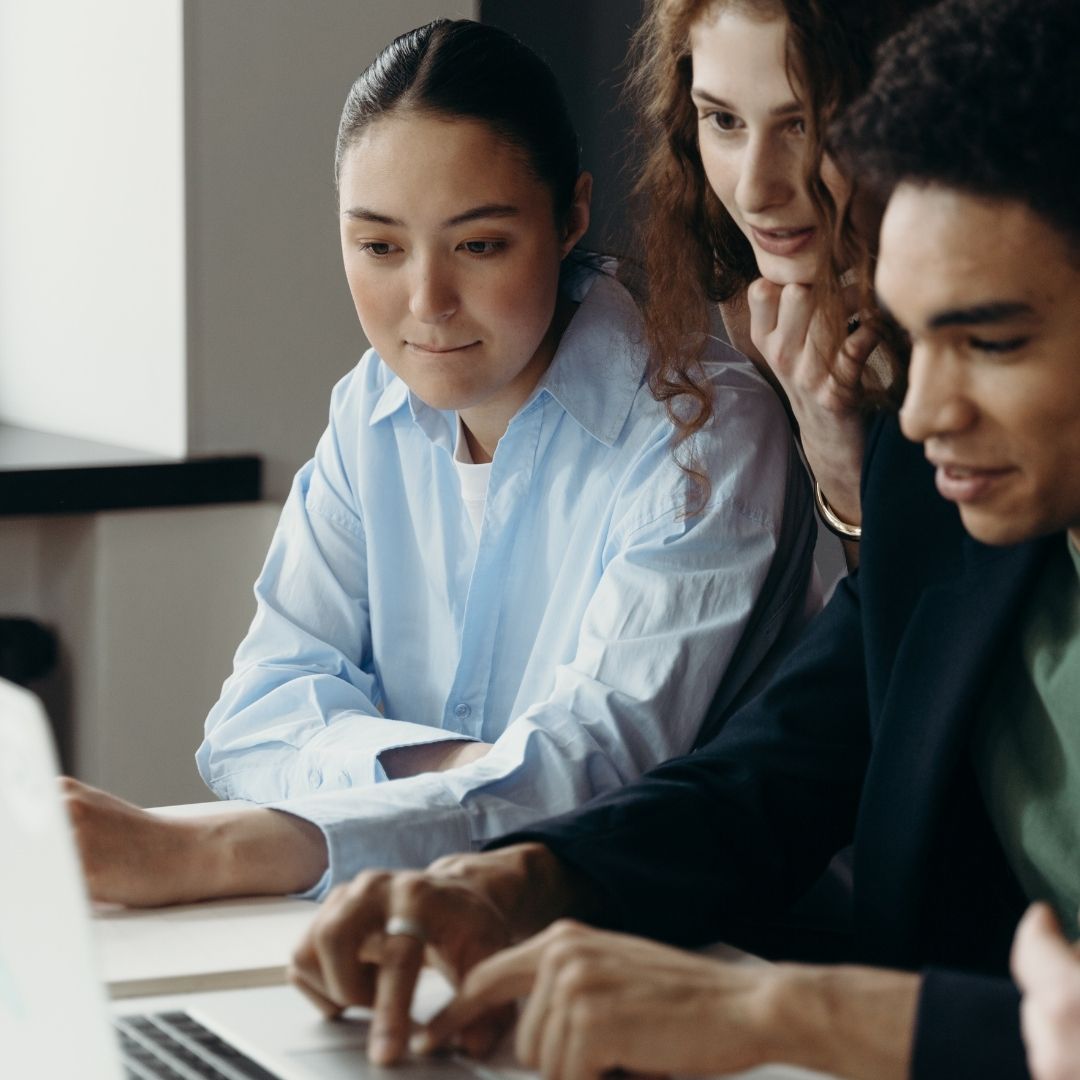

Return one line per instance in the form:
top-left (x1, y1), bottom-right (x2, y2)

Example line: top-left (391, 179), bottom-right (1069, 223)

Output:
top-left (186, 808), bottom-right (328, 899)
top-left (380, 739), bottom-right (491, 780)
top-left (766, 964), bottom-right (918, 1080)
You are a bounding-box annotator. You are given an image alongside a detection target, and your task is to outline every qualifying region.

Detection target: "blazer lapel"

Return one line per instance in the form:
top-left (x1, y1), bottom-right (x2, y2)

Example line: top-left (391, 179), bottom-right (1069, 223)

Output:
top-left (855, 534), bottom-right (1053, 966)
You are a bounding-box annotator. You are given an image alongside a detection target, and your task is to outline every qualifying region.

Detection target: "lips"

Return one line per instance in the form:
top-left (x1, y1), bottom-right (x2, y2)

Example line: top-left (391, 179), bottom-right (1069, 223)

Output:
top-left (931, 461), bottom-right (1014, 503)
top-left (749, 225), bottom-right (816, 258)
top-left (406, 341), bottom-right (478, 354)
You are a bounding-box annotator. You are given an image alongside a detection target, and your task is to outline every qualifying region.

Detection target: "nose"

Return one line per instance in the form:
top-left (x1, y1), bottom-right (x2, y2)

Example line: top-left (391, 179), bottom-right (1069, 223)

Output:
top-left (409, 257), bottom-right (458, 323)
top-left (735, 133), bottom-right (796, 218)
top-left (899, 343), bottom-right (978, 444)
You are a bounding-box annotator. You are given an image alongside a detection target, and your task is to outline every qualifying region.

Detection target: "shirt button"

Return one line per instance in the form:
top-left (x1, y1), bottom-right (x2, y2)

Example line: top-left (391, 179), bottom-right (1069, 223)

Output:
top-left (453, 703), bottom-right (472, 720)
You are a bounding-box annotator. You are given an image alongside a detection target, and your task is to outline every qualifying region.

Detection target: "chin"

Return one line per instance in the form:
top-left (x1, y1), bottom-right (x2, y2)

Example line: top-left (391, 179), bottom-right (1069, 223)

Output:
top-left (411, 387), bottom-right (470, 412)
top-left (752, 250), bottom-right (817, 288)
top-left (408, 377), bottom-right (488, 414)
top-left (959, 507), bottom-right (1046, 548)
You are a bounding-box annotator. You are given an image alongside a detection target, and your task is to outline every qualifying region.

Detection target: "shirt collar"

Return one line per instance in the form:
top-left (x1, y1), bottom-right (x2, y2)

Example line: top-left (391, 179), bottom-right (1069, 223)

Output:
top-left (367, 266), bottom-right (647, 448)
top-left (368, 377), bottom-right (410, 426)
top-left (536, 268), bottom-right (647, 447)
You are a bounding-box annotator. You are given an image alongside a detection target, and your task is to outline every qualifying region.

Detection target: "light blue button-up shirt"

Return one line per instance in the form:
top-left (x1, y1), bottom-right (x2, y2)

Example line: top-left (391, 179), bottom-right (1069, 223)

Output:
top-left (195, 270), bottom-right (816, 896)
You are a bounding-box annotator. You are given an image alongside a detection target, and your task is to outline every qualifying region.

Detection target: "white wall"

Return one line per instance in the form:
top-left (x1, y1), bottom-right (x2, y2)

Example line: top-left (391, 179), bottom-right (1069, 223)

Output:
top-left (0, 0), bottom-right (477, 492)
top-left (0, 0), bottom-right (187, 456)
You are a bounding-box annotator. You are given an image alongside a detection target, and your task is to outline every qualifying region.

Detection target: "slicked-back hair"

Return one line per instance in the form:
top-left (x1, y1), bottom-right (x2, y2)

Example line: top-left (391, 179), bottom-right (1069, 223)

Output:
top-left (335, 19), bottom-right (580, 227)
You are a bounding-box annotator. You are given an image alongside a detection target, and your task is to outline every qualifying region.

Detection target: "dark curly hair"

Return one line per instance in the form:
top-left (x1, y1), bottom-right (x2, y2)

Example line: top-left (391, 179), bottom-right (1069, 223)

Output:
top-left (830, 0), bottom-right (1080, 254)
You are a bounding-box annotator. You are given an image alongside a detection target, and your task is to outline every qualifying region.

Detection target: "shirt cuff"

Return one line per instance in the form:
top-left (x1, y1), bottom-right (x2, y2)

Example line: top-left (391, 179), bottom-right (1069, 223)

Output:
top-left (911, 968), bottom-right (1029, 1079)
top-left (271, 777), bottom-right (475, 899)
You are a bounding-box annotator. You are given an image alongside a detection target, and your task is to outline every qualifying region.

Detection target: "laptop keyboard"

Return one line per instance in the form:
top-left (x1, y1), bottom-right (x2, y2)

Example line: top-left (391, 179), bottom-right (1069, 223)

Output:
top-left (115, 1011), bottom-right (280, 1080)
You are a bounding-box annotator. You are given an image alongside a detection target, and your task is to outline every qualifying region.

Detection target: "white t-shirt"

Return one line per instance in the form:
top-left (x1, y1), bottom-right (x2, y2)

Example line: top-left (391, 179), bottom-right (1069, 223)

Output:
top-left (454, 417), bottom-right (491, 538)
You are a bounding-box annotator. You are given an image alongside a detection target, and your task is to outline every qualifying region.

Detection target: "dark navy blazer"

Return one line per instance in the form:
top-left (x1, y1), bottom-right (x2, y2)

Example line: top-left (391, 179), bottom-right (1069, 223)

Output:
top-left (498, 413), bottom-right (1054, 1079)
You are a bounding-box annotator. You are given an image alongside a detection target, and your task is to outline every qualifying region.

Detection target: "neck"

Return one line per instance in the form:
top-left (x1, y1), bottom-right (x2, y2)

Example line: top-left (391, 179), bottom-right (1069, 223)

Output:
top-left (458, 294), bottom-right (577, 463)
top-left (1069, 527), bottom-right (1080, 554)
top-left (462, 422), bottom-right (493, 465)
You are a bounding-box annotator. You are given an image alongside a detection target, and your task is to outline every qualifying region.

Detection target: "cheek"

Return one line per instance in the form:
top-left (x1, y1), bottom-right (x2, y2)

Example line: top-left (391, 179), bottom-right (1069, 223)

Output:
top-left (342, 263), bottom-right (399, 348)
top-left (698, 140), bottom-right (737, 212)
top-left (698, 143), bottom-right (748, 235)
top-left (486, 249), bottom-right (562, 346)
top-left (343, 260), bottom-right (387, 317)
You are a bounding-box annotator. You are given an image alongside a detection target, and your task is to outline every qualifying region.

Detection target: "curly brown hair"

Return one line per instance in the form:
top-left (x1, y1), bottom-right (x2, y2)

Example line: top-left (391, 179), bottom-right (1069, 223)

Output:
top-left (624, 0), bottom-right (930, 488)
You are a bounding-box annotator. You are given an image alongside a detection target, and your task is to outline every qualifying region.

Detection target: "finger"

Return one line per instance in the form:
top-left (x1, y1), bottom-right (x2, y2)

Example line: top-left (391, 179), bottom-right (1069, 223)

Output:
top-left (421, 936), bottom-right (545, 1052)
top-left (824, 328), bottom-right (879, 409)
top-left (536, 994), bottom-right (572, 1080)
top-left (369, 930), bottom-right (426, 1065)
top-left (288, 962), bottom-right (346, 1019)
top-left (746, 277), bottom-right (781, 344)
top-left (453, 1004), bottom-right (518, 1060)
top-left (773, 283), bottom-right (815, 347)
top-left (515, 940), bottom-right (565, 1069)
top-left (305, 875), bottom-right (387, 1008)
top-left (757, 284), bottom-right (816, 381)
top-left (838, 319), bottom-right (881, 367)
top-left (563, 1007), bottom-right (610, 1080)
top-left (1013, 903), bottom-right (1072, 989)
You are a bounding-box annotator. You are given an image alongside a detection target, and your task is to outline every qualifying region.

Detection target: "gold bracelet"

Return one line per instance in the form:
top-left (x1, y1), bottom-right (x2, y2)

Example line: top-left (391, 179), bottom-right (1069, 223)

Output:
top-left (814, 480), bottom-right (862, 541)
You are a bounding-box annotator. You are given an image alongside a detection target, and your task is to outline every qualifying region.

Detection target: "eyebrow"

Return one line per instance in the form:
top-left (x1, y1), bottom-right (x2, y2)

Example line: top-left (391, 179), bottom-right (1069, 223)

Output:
top-left (877, 297), bottom-right (1037, 332)
top-left (689, 87), bottom-right (803, 118)
top-left (926, 301), bottom-right (1036, 330)
top-left (342, 203), bottom-right (521, 228)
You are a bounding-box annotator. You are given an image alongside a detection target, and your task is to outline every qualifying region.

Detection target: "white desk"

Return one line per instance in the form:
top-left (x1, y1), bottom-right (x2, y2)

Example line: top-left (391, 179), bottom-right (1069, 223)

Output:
top-left (94, 893), bottom-right (317, 998)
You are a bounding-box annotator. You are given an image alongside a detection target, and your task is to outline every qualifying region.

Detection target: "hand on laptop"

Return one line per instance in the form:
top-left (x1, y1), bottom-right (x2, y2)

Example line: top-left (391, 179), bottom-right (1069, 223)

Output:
top-left (418, 921), bottom-right (784, 1077)
top-left (1013, 902), bottom-right (1080, 1080)
top-left (289, 861), bottom-right (514, 1065)
top-left (288, 842), bottom-right (594, 1066)
top-left (419, 920), bottom-right (920, 1079)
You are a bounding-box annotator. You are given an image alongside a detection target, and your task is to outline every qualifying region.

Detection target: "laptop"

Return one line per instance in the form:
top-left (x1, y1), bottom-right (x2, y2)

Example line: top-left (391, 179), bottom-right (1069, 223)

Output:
top-left (0, 678), bottom-right (528, 1080)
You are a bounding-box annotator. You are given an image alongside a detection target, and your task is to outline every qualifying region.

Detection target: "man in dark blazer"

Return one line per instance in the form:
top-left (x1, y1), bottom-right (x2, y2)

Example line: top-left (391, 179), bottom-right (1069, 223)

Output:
top-left (288, 1), bottom-right (1080, 1077)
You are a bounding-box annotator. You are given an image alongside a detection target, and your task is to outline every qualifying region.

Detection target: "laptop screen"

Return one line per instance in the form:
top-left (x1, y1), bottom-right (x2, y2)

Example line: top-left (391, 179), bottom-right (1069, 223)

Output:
top-left (0, 678), bottom-right (122, 1080)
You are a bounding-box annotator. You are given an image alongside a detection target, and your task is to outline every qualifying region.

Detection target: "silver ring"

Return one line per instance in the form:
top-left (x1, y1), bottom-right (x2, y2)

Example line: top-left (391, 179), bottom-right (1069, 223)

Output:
top-left (384, 915), bottom-right (427, 943)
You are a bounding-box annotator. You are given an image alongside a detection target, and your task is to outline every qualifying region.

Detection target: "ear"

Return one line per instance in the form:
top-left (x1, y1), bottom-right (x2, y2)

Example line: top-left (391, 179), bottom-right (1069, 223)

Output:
top-left (560, 171), bottom-right (593, 257)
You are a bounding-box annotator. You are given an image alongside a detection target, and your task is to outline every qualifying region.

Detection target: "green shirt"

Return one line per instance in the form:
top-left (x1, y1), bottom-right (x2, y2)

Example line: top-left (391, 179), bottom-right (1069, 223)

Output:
top-left (973, 537), bottom-right (1080, 936)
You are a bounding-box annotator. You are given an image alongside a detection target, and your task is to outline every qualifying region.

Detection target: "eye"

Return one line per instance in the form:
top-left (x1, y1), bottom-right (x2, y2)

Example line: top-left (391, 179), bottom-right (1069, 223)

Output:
top-left (702, 109), bottom-right (742, 133)
top-left (968, 335), bottom-right (1030, 354)
top-left (459, 240), bottom-right (505, 257)
top-left (788, 116), bottom-right (807, 136)
top-left (357, 241), bottom-right (397, 258)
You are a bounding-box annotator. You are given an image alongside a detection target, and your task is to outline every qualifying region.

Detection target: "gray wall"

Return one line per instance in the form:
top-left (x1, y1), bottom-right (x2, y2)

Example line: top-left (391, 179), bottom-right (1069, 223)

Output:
top-left (185, 0), bottom-right (476, 499)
